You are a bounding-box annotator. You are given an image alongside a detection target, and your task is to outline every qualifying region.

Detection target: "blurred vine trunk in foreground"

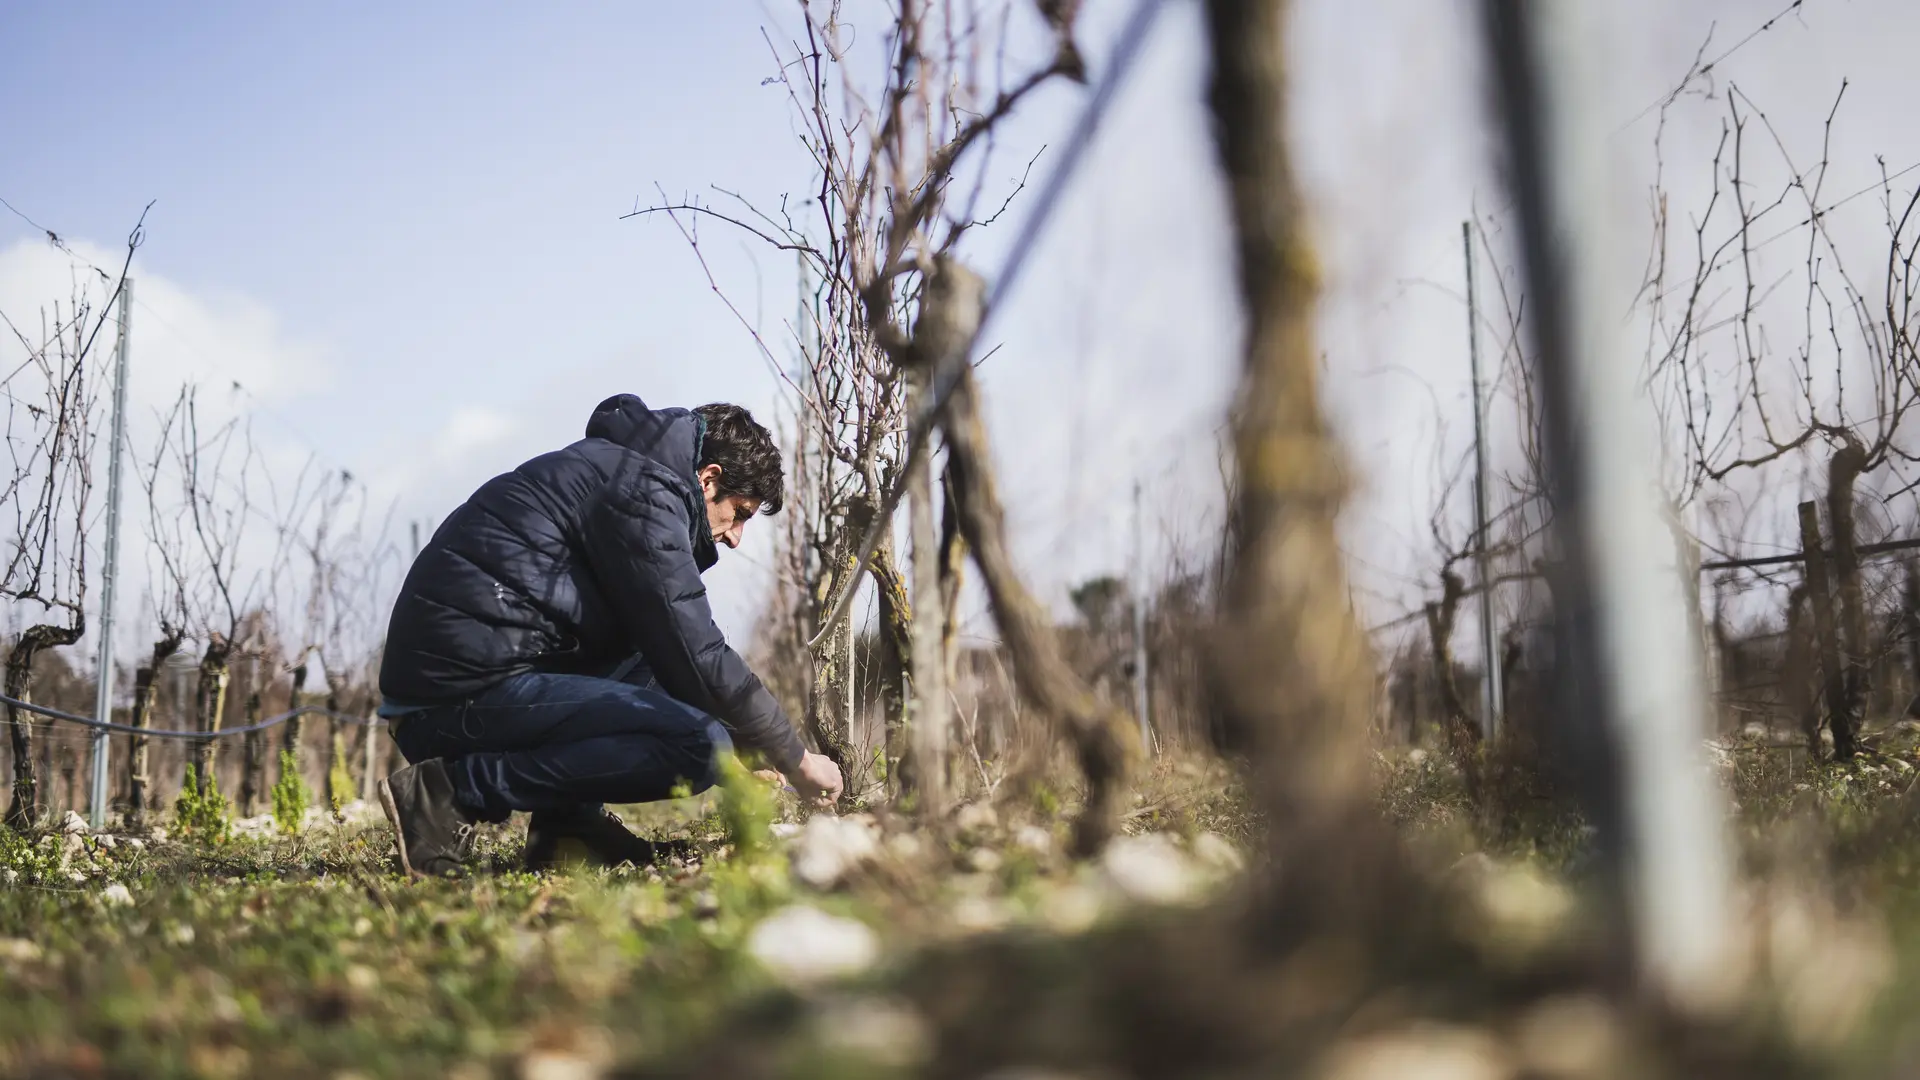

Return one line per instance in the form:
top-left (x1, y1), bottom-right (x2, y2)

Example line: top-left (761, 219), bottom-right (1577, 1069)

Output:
top-left (1203, 0), bottom-right (1403, 912)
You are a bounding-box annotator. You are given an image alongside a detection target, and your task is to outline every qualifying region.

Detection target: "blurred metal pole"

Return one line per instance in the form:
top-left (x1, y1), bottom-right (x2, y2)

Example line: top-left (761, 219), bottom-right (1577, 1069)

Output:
top-left (1132, 481), bottom-right (1153, 753)
top-left (1463, 222), bottom-right (1503, 738)
top-left (1480, 1), bottom-right (1736, 1007)
top-left (89, 278), bottom-right (134, 829)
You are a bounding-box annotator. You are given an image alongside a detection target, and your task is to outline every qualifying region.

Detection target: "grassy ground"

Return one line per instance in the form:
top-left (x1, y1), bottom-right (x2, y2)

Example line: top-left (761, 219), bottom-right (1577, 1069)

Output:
top-left (6, 739), bottom-right (1920, 1078)
top-left (0, 761), bottom-right (1254, 1079)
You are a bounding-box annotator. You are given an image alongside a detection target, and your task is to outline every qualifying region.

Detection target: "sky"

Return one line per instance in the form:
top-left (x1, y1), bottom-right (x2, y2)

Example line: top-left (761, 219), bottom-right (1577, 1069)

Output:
top-left (5, 0), bottom-right (1920, 670)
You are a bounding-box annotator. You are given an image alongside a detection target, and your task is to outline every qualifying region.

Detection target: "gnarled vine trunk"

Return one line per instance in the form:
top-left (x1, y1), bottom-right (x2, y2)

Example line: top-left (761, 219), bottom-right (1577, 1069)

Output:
top-left (239, 691), bottom-right (264, 816)
top-left (5, 621), bottom-right (84, 830)
top-left (1203, 0), bottom-right (1404, 916)
top-left (1826, 438), bottom-right (1868, 759)
top-left (281, 659), bottom-right (309, 788)
top-left (125, 632), bottom-right (183, 828)
top-left (188, 635), bottom-right (232, 797)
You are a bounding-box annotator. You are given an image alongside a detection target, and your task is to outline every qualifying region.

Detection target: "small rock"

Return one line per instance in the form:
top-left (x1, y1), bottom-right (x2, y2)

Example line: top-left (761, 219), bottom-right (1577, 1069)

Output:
top-left (791, 814), bottom-right (880, 891)
top-left (747, 905), bottom-right (880, 985)
top-left (167, 923), bottom-right (196, 946)
top-left (98, 883), bottom-right (134, 907)
top-left (59, 810), bottom-right (89, 835)
top-left (886, 832), bottom-right (926, 860)
top-left (1407, 748), bottom-right (1430, 765)
top-left (1013, 825), bottom-right (1053, 857)
top-left (1471, 859), bottom-right (1574, 941)
top-left (954, 802), bottom-right (998, 834)
top-left (1447, 852), bottom-right (1496, 884)
top-left (518, 1051), bottom-right (603, 1080)
top-left (233, 815), bottom-right (277, 838)
top-left (813, 996), bottom-right (931, 1068)
top-left (769, 822), bottom-right (803, 840)
top-left (0, 937), bottom-right (42, 963)
top-left (1704, 741), bottom-right (1735, 773)
top-left (1100, 834), bottom-right (1202, 905)
top-left (1514, 995), bottom-right (1621, 1078)
top-left (951, 896), bottom-right (1013, 933)
top-left (93, 834), bottom-right (118, 851)
top-left (691, 890), bottom-right (721, 920)
top-left (338, 799), bottom-right (382, 827)
top-left (1895, 759), bottom-right (1915, 774)
top-left (1038, 883), bottom-right (1106, 934)
top-left (966, 848), bottom-right (1004, 875)
top-left (1318, 1025), bottom-right (1510, 1080)
top-left (1192, 832), bottom-right (1245, 875)
top-left (345, 964), bottom-right (379, 992)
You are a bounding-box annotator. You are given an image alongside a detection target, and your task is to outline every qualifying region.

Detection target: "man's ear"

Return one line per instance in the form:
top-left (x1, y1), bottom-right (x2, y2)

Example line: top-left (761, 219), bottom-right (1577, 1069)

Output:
top-left (697, 464), bottom-right (723, 494)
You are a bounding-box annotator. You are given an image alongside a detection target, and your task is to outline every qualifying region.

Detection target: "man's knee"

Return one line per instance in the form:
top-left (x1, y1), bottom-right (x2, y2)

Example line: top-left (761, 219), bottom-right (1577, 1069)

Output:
top-left (681, 719), bottom-right (733, 795)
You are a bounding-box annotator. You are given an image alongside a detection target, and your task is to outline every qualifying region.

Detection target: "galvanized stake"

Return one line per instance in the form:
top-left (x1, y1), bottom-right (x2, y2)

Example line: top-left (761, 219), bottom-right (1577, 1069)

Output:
top-left (89, 278), bottom-right (134, 830)
top-left (1463, 223), bottom-right (1503, 738)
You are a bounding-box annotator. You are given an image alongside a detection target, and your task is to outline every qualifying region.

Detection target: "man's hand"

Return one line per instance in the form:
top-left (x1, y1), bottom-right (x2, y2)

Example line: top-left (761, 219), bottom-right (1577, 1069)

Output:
top-left (786, 751), bottom-right (844, 808)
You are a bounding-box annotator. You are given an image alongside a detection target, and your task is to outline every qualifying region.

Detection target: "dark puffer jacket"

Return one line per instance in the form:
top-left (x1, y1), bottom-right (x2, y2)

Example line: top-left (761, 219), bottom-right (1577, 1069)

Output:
top-left (378, 394), bottom-right (806, 772)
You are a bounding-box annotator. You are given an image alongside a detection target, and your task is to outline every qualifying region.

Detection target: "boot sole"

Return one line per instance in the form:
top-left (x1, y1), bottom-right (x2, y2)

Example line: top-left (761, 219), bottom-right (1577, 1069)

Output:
top-left (377, 776), bottom-right (420, 878)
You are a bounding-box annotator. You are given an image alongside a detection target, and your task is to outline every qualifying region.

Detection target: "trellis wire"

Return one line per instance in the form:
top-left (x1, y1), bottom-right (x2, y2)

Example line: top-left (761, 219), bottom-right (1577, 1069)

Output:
top-left (0, 694), bottom-right (382, 740)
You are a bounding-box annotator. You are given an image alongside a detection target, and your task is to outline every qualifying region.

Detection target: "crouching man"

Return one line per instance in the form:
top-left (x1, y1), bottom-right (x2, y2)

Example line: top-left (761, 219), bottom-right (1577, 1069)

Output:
top-left (375, 395), bottom-right (843, 876)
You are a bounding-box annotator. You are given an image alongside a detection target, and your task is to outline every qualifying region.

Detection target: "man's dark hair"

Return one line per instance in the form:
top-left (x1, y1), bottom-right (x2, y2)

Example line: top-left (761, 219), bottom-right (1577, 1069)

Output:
top-left (694, 403), bottom-right (784, 515)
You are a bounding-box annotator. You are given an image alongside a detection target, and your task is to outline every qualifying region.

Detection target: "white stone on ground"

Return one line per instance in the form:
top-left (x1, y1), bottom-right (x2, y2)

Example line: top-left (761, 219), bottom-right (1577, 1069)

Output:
top-left (338, 799), bottom-right (383, 826)
top-left (233, 815), bottom-right (277, 839)
top-left (98, 883), bottom-right (134, 907)
top-left (747, 904), bottom-right (880, 985)
top-left (59, 810), bottom-right (89, 835)
top-left (1038, 882), bottom-right (1106, 934)
top-left (812, 996), bottom-right (931, 1068)
top-left (966, 848), bottom-right (1003, 875)
top-left (1100, 834), bottom-right (1202, 906)
top-left (517, 1051), bottom-right (602, 1080)
top-left (950, 895), bottom-right (1014, 934)
top-left (1013, 824), bottom-right (1054, 857)
top-left (1192, 832), bottom-right (1245, 875)
top-left (790, 814), bottom-right (880, 891)
top-left (953, 801), bottom-right (997, 833)
top-left (1317, 1025), bottom-right (1510, 1080)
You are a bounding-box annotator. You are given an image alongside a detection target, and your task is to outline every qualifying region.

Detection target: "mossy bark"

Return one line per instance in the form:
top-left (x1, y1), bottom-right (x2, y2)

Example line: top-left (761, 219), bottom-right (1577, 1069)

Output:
top-left (5, 621), bottom-right (84, 830)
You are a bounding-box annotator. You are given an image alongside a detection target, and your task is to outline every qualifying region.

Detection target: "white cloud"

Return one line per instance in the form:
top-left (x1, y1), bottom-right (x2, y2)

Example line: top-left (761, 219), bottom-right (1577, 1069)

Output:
top-left (0, 238), bottom-right (331, 420)
top-left (0, 237), bottom-right (346, 665)
top-left (433, 405), bottom-right (517, 466)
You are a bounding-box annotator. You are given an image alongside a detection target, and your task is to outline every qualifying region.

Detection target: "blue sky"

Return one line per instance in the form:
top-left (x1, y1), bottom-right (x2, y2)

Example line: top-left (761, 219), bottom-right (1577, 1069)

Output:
top-left (1, 1), bottom-right (1246, 644)
top-left (7, 0), bottom-right (1919, 660)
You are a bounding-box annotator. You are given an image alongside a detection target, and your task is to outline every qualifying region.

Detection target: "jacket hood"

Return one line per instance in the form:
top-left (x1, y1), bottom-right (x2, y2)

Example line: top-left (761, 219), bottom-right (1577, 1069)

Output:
top-left (586, 394), bottom-right (719, 572)
top-left (586, 394), bottom-right (702, 484)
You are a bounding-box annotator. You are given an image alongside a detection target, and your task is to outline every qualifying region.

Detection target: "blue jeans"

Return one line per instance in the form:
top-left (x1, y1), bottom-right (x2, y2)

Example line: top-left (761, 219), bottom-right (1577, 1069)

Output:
top-left (390, 664), bottom-right (733, 823)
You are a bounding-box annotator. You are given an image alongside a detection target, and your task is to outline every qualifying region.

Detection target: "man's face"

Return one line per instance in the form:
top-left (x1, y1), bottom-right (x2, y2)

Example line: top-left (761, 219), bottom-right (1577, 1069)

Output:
top-left (698, 465), bottom-right (760, 550)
